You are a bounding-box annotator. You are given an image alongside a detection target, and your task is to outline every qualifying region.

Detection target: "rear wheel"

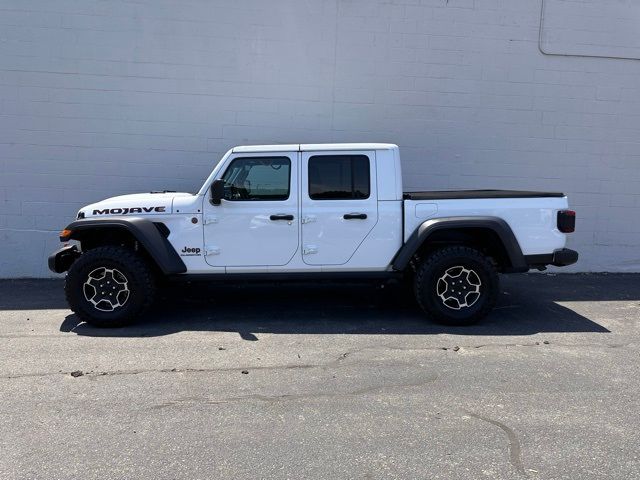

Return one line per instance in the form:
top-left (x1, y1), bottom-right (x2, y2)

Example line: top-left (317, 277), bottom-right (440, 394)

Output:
top-left (65, 246), bottom-right (156, 327)
top-left (414, 246), bottom-right (498, 326)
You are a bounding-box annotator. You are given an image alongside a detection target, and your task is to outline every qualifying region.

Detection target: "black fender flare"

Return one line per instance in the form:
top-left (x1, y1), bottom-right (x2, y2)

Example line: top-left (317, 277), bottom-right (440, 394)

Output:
top-left (392, 216), bottom-right (528, 272)
top-left (63, 216), bottom-right (187, 274)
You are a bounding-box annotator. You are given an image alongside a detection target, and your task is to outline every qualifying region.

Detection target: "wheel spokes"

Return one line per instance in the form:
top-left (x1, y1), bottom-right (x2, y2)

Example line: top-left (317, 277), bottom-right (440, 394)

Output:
top-left (83, 267), bottom-right (130, 312)
top-left (436, 266), bottom-right (482, 310)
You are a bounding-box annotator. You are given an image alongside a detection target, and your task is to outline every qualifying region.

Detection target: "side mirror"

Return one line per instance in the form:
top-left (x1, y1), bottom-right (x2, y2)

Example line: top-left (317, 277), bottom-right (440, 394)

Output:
top-left (210, 179), bottom-right (225, 205)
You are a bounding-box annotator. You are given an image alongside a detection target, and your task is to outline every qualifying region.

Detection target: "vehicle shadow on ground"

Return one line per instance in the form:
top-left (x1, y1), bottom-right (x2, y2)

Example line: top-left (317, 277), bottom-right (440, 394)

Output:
top-left (53, 273), bottom-right (635, 338)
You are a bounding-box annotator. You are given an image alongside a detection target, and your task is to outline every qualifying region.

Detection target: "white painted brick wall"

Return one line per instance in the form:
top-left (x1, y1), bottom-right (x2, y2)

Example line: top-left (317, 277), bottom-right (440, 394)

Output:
top-left (1, 0), bottom-right (639, 277)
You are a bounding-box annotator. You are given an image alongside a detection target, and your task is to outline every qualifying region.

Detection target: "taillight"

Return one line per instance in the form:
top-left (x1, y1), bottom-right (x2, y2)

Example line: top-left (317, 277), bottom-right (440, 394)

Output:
top-left (557, 210), bottom-right (575, 233)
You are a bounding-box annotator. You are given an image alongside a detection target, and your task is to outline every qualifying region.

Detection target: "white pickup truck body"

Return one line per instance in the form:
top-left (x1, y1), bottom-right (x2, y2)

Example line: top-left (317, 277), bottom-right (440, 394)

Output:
top-left (50, 143), bottom-right (577, 326)
top-left (74, 143), bottom-right (570, 274)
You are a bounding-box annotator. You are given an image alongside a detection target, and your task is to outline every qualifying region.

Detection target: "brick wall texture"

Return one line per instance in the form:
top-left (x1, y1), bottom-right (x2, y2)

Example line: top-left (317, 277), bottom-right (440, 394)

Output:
top-left (1, 0), bottom-right (639, 276)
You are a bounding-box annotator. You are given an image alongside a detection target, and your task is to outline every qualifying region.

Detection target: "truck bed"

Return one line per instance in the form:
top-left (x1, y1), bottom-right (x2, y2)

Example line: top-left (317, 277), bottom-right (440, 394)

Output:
top-left (403, 190), bottom-right (565, 200)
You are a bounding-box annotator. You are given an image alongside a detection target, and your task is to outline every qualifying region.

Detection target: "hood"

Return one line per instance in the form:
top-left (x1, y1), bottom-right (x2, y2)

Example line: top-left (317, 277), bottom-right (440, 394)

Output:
top-left (79, 192), bottom-right (193, 218)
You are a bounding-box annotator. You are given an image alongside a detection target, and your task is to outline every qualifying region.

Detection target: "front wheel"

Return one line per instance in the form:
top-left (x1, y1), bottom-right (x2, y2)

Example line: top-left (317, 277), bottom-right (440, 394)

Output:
top-left (414, 246), bottom-right (499, 326)
top-left (65, 246), bottom-right (156, 327)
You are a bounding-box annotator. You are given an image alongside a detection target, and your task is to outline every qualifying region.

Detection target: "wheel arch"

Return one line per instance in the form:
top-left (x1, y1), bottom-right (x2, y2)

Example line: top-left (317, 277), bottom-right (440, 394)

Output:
top-left (392, 216), bottom-right (528, 273)
top-left (62, 217), bottom-right (186, 275)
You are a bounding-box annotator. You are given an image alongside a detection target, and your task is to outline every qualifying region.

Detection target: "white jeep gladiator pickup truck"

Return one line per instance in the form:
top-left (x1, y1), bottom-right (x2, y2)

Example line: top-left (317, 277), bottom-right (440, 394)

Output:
top-left (49, 143), bottom-right (577, 327)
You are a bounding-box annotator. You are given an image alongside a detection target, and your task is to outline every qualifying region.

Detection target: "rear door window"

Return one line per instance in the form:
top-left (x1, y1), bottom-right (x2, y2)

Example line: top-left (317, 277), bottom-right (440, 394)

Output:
top-left (308, 155), bottom-right (370, 200)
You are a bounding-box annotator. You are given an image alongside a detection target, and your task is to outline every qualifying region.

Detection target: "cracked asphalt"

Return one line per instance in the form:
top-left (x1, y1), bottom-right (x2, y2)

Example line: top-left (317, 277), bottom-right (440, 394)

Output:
top-left (1, 273), bottom-right (639, 479)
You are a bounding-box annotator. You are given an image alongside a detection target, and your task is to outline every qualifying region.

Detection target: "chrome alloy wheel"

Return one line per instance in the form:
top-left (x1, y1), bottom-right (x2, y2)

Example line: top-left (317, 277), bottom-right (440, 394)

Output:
top-left (436, 265), bottom-right (482, 310)
top-left (83, 267), bottom-right (130, 312)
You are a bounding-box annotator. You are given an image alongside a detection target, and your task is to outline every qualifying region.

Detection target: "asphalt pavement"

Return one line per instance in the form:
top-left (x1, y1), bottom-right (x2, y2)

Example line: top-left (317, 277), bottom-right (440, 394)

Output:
top-left (1, 273), bottom-right (639, 479)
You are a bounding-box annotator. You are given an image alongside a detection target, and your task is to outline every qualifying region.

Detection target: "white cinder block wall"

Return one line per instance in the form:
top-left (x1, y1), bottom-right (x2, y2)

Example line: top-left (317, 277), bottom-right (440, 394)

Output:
top-left (1, 0), bottom-right (639, 277)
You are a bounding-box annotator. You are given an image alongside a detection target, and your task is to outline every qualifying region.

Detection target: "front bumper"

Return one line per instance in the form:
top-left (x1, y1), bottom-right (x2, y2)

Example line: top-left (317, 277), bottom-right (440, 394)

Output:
top-left (524, 248), bottom-right (579, 269)
top-left (48, 245), bottom-right (81, 273)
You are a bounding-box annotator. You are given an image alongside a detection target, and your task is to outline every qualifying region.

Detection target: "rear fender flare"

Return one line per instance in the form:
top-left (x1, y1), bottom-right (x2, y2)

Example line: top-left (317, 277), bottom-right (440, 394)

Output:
top-left (392, 216), bottom-right (527, 272)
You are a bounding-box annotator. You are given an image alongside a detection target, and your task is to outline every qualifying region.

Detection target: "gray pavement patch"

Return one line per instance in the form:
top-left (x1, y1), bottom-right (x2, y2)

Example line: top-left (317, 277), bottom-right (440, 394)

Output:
top-left (1, 273), bottom-right (639, 479)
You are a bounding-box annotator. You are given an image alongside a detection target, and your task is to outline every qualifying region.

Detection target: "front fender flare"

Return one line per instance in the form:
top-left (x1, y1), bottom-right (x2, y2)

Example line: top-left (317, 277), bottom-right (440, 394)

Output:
top-left (392, 216), bottom-right (527, 272)
top-left (63, 216), bottom-right (187, 274)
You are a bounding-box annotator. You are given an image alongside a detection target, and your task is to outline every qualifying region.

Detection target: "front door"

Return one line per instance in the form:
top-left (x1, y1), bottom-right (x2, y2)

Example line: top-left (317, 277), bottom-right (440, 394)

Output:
top-left (300, 151), bottom-right (378, 265)
top-left (203, 152), bottom-right (299, 267)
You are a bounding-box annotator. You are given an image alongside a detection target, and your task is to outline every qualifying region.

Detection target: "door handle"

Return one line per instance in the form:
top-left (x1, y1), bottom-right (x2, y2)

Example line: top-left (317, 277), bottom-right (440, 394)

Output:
top-left (270, 214), bottom-right (294, 221)
top-left (343, 213), bottom-right (367, 220)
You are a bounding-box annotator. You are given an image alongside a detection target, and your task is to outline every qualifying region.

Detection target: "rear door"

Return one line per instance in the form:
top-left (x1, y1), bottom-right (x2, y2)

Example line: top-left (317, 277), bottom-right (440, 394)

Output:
top-left (300, 150), bottom-right (378, 265)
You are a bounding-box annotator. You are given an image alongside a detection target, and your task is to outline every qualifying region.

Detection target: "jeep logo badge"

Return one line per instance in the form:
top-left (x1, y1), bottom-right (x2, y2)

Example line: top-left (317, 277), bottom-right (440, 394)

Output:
top-left (180, 246), bottom-right (201, 256)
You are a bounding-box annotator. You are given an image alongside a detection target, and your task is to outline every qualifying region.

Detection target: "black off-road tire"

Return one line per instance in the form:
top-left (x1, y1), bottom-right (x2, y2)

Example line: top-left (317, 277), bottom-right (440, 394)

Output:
top-left (65, 246), bottom-right (156, 327)
top-left (414, 246), bottom-right (499, 326)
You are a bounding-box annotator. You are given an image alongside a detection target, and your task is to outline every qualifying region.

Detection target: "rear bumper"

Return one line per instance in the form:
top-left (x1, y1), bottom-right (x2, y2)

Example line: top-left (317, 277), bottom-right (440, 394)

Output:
top-left (524, 248), bottom-right (579, 269)
top-left (48, 245), bottom-right (81, 273)
top-left (552, 248), bottom-right (579, 266)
